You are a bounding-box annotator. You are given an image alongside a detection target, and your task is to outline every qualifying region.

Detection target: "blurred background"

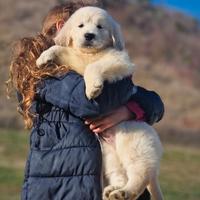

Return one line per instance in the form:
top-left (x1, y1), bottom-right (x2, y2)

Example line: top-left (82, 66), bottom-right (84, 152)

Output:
top-left (0, 0), bottom-right (200, 199)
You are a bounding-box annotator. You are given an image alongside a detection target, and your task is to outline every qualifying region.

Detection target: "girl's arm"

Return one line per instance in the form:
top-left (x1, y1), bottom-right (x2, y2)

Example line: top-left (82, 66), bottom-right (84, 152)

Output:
top-left (37, 72), bottom-right (164, 122)
top-left (85, 89), bottom-right (164, 133)
top-left (70, 83), bottom-right (164, 124)
top-left (85, 106), bottom-right (134, 133)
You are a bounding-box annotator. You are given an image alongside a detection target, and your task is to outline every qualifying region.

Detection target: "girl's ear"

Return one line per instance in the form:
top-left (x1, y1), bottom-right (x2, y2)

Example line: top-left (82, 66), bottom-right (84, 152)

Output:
top-left (110, 18), bottom-right (125, 51)
top-left (56, 20), bottom-right (65, 32)
top-left (54, 20), bottom-right (72, 47)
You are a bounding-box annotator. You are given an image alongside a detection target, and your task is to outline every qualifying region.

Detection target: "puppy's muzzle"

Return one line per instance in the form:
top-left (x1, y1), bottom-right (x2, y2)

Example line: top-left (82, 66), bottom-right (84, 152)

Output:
top-left (84, 33), bottom-right (95, 41)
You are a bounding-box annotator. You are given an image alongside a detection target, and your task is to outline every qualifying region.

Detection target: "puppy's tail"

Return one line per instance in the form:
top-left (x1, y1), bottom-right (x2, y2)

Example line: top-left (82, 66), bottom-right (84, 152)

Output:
top-left (147, 177), bottom-right (164, 200)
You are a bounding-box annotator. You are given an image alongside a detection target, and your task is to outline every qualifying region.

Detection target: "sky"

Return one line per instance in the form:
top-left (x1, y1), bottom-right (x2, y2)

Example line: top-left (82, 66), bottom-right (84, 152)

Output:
top-left (151, 0), bottom-right (200, 20)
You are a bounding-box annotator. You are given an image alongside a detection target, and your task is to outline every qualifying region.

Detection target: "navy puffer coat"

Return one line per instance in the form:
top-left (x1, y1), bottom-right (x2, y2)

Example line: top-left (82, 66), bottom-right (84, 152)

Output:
top-left (21, 71), bottom-right (164, 200)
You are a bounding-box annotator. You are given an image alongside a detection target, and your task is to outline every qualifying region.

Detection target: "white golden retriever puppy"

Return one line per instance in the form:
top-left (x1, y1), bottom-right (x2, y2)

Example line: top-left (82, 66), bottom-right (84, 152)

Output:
top-left (37, 6), bottom-right (164, 200)
top-left (37, 6), bottom-right (134, 99)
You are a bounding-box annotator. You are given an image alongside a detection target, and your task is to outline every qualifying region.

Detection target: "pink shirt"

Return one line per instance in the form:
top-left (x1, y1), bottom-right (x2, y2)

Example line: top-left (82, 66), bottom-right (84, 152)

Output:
top-left (126, 101), bottom-right (145, 121)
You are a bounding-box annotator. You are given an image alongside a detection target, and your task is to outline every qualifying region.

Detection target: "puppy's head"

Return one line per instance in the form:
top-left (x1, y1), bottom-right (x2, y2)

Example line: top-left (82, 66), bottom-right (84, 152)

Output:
top-left (54, 6), bottom-right (124, 53)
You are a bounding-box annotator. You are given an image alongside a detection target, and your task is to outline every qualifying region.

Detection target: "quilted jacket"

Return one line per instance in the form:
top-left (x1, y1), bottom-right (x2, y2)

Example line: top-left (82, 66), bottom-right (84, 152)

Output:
top-left (21, 71), bottom-right (164, 200)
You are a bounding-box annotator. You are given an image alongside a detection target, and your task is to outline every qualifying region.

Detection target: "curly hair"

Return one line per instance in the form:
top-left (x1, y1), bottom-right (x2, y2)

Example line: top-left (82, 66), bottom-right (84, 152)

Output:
top-left (7, 34), bottom-right (69, 129)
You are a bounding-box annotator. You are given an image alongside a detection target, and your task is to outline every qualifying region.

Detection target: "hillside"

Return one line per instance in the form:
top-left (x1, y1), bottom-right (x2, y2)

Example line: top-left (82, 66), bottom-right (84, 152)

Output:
top-left (0, 0), bottom-right (200, 144)
top-left (106, 1), bottom-right (200, 144)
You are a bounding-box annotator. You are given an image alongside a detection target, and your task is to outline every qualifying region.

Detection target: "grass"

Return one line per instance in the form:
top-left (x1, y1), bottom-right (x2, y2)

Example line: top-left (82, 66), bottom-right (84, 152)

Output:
top-left (0, 129), bottom-right (200, 200)
top-left (160, 144), bottom-right (200, 200)
top-left (0, 129), bottom-right (28, 200)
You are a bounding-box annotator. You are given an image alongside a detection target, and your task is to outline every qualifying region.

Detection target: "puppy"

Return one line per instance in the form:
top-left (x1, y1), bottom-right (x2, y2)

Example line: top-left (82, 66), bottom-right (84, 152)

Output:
top-left (37, 6), bottom-right (164, 200)
top-left (37, 6), bottom-right (134, 99)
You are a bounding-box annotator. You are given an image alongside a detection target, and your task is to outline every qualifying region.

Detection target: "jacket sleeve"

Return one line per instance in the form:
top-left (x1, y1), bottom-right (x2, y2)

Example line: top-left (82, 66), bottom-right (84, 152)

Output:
top-left (130, 86), bottom-right (165, 125)
top-left (69, 78), bottom-right (136, 118)
top-left (37, 74), bottom-right (136, 119)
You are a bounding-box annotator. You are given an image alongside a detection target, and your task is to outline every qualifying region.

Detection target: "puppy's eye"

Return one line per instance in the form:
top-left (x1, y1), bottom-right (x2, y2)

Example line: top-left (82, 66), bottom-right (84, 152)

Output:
top-left (97, 24), bottom-right (103, 29)
top-left (78, 24), bottom-right (84, 28)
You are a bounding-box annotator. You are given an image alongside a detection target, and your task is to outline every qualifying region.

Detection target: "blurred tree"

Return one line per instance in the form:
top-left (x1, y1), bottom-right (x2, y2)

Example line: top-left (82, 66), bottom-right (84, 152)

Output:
top-left (56, 0), bottom-right (103, 6)
top-left (102, 0), bottom-right (126, 7)
top-left (132, 0), bottom-right (150, 3)
top-left (57, 0), bottom-right (66, 4)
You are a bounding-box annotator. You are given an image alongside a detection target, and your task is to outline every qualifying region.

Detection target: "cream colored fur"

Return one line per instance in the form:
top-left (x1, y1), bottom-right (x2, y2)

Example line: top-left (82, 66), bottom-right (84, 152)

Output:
top-left (37, 46), bottom-right (134, 99)
top-left (37, 6), bottom-right (164, 200)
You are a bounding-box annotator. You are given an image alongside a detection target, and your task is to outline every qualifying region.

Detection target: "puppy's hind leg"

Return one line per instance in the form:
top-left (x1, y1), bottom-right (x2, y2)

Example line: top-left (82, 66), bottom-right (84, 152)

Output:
top-left (109, 123), bottom-right (150, 200)
top-left (147, 176), bottom-right (164, 200)
top-left (109, 162), bottom-right (149, 200)
top-left (102, 141), bottom-right (127, 200)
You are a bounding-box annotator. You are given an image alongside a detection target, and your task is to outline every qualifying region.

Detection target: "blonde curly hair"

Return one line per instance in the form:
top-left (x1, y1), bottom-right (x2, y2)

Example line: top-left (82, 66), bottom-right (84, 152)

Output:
top-left (7, 34), bottom-right (69, 128)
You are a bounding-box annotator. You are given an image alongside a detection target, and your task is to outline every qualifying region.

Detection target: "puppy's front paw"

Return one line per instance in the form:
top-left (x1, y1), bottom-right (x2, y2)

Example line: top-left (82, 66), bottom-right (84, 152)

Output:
top-left (109, 189), bottom-right (132, 200)
top-left (103, 185), bottom-right (118, 200)
top-left (36, 50), bottom-right (55, 67)
top-left (85, 78), bottom-right (103, 99)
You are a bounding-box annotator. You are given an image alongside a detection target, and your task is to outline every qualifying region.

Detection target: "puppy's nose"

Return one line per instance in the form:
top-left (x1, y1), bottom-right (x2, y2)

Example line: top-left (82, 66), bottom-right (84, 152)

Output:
top-left (84, 33), bottom-right (95, 41)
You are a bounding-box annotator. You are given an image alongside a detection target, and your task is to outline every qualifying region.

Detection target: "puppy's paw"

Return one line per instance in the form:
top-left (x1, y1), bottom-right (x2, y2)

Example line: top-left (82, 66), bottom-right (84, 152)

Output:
top-left (85, 78), bottom-right (103, 99)
top-left (109, 189), bottom-right (132, 200)
top-left (103, 185), bottom-right (118, 200)
top-left (36, 50), bottom-right (56, 67)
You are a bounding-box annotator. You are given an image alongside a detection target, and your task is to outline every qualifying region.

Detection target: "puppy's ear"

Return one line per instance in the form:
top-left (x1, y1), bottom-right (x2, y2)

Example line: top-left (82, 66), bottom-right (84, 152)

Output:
top-left (54, 20), bottom-right (73, 47)
top-left (110, 18), bottom-right (125, 51)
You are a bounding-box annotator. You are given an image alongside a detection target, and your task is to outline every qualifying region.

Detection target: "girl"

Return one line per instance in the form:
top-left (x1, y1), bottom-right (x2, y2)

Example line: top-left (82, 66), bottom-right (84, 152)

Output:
top-left (7, 2), bottom-right (164, 200)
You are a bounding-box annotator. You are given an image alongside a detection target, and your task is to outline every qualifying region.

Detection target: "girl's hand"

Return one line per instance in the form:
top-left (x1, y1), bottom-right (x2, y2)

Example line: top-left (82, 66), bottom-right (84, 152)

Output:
top-left (85, 106), bottom-right (134, 133)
